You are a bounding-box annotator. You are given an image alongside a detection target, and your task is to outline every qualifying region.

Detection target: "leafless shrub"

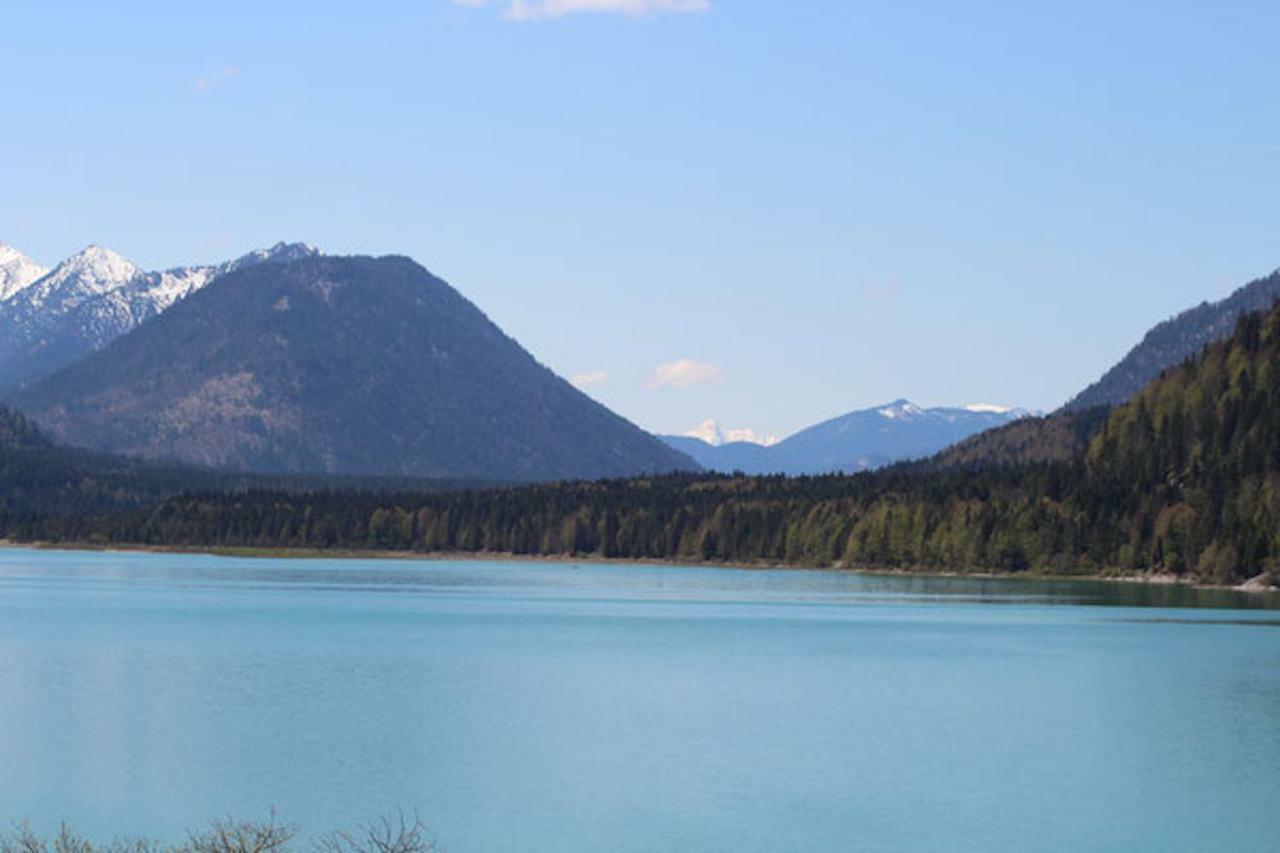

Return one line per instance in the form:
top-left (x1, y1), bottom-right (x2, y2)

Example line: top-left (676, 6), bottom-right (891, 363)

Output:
top-left (51, 825), bottom-right (95, 853)
top-left (99, 843), bottom-right (162, 853)
top-left (0, 824), bottom-right (161, 853)
top-left (0, 814), bottom-right (438, 853)
top-left (184, 812), bottom-right (296, 853)
top-left (314, 813), bottom-right (440, 853)
top-left (0, 822), bottom-right (46, 853)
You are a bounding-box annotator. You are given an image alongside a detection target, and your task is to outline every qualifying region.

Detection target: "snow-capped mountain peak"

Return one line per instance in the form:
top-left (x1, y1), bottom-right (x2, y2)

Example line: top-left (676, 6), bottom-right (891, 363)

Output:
top-left (228, 241), bottom-right (321, 271)
top-left (666, 399), bottom-right (1033, 476)
top-left (874, 400), bottom-right (1034, 422)
top-left (39, 245), bottom-right (140, 297)
top-left (137, 242), bottom-right (323, 311)
top-left (963, 403), bottom-right (1037, 419)
top-left (684, 419), bottom-right (779, 447)
top-left (0, 243), bottom-right (48, 301)
top-left (63, 245), bottom-right (137, 277)
top-left (0, 239), bottom-right (326, 394)
top-left (877, 399), bottom-right (926, 420)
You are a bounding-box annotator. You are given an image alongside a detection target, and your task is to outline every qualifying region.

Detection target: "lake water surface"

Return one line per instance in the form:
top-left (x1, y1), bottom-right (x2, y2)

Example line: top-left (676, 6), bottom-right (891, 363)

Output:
top-left (1, 547), bottom-right (1278, 852)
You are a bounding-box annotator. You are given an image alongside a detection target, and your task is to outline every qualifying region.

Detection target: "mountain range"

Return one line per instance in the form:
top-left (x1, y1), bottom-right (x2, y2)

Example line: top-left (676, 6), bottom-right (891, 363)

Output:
top-left (0, 238), bottom-right (1040, 483)
top-left (662, 401), bottom-right (1030, 475)
top-left (5, 234), bottom-right (1277, 486)
top-left (11, 253), bottom-right (696, 481)
top-left (0, 241), bottom-right (318, 394)
top-left (666, 262), bottom-right (1280, 478)
top-left (18, 294), bottom-right (1277, 585)
top-left (2, 236), bottom-right (1280, 585)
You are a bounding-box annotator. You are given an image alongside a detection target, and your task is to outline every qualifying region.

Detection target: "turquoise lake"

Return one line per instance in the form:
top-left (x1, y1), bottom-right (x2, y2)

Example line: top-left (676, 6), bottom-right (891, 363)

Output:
top-left (1, 547), bottom-right (1278, 852)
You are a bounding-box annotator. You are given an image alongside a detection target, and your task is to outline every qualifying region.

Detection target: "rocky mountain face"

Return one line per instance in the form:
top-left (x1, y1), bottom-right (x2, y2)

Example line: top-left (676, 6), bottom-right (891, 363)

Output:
top-left (1064, 267), bottom-right (1280, 411)
top-left (663, 401), bottom-right (1029, 475)
top-left (0, 241), bottom-right (317, 394)
top-left (12, 254), bottom-right (699, 482)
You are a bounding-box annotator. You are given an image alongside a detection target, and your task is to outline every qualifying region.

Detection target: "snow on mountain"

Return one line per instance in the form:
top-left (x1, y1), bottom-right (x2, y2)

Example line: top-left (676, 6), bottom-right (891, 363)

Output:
top-left (683, 418), bottom-right (779, 447)
top-left (877, 399), bottom-right (926, 420)
top-left (225, 241), bottom-right (320, 273)
top-left (0, 241), bottom-right (321, 394)
top-left (124, 243), bottom-right (320, 316)
top-left (16, 245), bottom-right (139, 313)
top-left (663, 399), bottom-right (1030, 475)
top-left (779, 399), bottom-right (1028, 472)
top-left (0, 243), bottom-right (48, 302)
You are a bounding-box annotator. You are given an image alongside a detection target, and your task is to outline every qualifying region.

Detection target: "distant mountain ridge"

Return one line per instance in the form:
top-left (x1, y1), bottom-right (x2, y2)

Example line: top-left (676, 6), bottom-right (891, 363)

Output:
top-left (12, 254), bottom-right (698, 482)
top-left (0, 241), bottom-right (318, 394)
top-left (663, 400), bottom-right (1029, 474)
top-left (682, 419), bottom-right (778, 448)
top-left (661, 434), bottom-right (780, 474)
top-left (1064, 267), bottom-right (1280, 411)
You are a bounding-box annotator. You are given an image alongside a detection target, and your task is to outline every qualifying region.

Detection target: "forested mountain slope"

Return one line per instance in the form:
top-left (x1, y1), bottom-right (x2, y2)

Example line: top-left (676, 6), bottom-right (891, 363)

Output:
top-left (27, 302), bottom-right (1279, 585)
top-left (923, 407), bottom-right (1111, 470)
top-left (1065, 268), bottom-right (1280, 411)
top-left (0, 406), bottom-right (495, 533)
top-left (13, 255), bottom-right (697, 482)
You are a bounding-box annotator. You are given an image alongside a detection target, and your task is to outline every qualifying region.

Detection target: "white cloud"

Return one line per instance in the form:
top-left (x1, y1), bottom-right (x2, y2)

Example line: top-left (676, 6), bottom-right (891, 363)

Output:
top-left (453, 0), bottom-right (710, 21)
top-left (570, 369), bottom-right (609, 389)
top-left (685, 419), bottom-right (778, 447)
top-left (645, 358), bottom-right (721, 390)
top-left (194, 66), bottom-right (239, 93)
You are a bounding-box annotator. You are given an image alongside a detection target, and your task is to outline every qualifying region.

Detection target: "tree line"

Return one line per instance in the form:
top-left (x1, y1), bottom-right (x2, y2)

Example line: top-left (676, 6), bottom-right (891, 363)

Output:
top-left (4, 305), bottom-right (1280, 584)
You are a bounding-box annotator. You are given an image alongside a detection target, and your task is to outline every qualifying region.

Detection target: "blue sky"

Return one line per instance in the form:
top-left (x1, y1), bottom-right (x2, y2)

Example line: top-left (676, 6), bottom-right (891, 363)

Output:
top-left (3, 1), bottom-right (1278, 439)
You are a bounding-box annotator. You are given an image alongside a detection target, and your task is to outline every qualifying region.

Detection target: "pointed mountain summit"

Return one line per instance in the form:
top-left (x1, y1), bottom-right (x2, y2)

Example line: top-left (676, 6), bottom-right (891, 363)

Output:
top-left (21, 245), bottom-right (140, 305)
top-left (0, 243), bottom-right (48, 302)
top-left (12, 253), bottom-right (698, 481)
top-left (0, 241), bottom-right (320, 394)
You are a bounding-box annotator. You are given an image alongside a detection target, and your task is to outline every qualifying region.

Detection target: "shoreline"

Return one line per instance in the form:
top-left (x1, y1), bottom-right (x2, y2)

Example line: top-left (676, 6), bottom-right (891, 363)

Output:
top-left (2, 538), bottom-right (1276, 595)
